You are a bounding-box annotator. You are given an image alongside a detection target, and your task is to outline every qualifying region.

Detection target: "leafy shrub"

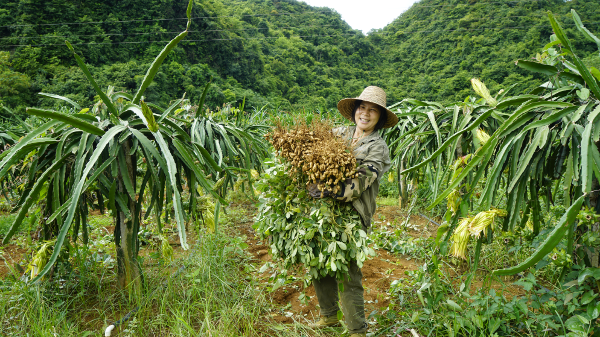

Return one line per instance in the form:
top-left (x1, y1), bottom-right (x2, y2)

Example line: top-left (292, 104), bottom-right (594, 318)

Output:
top-left (388, 262), bottom-right (600, 336)
top-left (378, 170), bottom-right (399, 198)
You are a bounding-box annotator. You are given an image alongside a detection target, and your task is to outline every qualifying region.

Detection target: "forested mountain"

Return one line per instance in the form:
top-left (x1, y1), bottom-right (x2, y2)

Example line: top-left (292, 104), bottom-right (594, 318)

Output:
top-left (0, 0), bottom-right (599, 115)
top-left (374, 0), bottom-right (600, 103)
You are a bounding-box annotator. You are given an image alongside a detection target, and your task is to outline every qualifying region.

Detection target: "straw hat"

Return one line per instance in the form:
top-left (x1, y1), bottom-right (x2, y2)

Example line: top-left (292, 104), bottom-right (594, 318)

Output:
top-left (337, 86), bottom-right (398, 129)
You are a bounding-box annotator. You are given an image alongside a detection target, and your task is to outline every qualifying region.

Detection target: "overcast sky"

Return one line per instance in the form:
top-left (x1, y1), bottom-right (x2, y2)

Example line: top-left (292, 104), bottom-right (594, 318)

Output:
top-left (301, 0), bottom-right (420, 34)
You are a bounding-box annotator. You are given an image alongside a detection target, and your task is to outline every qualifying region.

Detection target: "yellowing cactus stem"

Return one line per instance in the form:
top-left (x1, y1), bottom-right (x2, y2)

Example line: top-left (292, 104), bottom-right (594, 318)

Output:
top-left (450, 209), bottom-right (507, 260)
top-left (471, 78), bottom-right (498, 107)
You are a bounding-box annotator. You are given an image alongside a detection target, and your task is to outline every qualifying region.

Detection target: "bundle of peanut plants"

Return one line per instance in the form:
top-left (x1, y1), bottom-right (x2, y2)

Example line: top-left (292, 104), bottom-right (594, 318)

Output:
top-left (254, 118), bottom-right (373, 282)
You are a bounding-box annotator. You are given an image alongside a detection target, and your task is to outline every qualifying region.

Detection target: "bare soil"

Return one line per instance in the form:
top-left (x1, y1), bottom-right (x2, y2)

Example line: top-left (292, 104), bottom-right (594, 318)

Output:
top-left (0, 243), bottom-right (27, 279)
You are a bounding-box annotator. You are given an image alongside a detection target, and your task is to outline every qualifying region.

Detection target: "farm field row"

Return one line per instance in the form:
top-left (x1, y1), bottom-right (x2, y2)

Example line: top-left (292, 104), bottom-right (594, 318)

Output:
top-left (0, 195), bottom-right (531, 336)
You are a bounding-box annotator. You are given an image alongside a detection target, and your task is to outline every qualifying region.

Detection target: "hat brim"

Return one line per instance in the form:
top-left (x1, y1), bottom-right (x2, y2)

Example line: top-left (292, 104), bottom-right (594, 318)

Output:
top-left (337, 98), bottom-right (399, 129)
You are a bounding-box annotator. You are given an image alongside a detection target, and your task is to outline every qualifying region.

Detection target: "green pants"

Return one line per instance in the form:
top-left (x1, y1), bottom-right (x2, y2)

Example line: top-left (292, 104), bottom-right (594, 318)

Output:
top-left (313, 260), bottom-right (367, 334)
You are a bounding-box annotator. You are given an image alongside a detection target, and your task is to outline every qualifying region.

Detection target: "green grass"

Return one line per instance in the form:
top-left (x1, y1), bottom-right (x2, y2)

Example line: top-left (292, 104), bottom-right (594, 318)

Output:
top-left (1, 230), bottom-right (261, 336)
top-left (376, 196), bottom-right (398, 207)
top-left (0, 213), bottom-right (17, 237)
top-left (0, 213), bottom-right (29, 238)
top-left (0, 206), bottom-right (332, 336)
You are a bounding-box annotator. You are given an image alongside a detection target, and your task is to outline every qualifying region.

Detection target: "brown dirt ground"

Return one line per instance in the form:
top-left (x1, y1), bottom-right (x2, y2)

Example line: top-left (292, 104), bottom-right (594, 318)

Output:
top-left (0, 243), bottom-right (27, 278)
top-left (374, 205), bottom-right (439, 238)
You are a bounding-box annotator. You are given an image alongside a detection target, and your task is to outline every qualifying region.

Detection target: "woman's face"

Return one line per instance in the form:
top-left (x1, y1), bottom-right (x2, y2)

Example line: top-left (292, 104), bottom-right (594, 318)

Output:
top-left (355, 101), bottom-right (380, 134)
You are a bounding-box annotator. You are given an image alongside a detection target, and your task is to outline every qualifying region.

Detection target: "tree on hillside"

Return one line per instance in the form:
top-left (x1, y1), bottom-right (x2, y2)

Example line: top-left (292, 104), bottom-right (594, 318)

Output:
top-left (374, 0), bottom-right (600, 104)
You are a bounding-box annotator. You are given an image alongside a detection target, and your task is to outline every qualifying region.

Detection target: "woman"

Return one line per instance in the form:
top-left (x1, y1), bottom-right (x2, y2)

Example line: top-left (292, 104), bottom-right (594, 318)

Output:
top-left (307, 86), bottom-right (398, 337)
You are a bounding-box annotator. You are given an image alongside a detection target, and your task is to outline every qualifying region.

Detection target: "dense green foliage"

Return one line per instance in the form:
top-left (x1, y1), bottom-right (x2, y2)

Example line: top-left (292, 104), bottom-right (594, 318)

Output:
top-left (391, 9), bottom-right (600, 275)
top-left (377, 0), bottom-right (600, 103)
top-left (2, 0), bottom-right (599, 117)
top-left (254, 160), bottom-right (372, 282)
top-left (0, 0), bottom-right (374, 113)
top-left (373, 10), bottom-right (600, 334)
top-left (0, 7), bottom-right (270, 295)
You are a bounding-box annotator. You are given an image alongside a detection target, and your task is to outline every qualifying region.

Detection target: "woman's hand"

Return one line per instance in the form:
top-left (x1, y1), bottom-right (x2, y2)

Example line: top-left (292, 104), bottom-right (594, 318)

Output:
top-left (307, 183), bottom-right (331, 198)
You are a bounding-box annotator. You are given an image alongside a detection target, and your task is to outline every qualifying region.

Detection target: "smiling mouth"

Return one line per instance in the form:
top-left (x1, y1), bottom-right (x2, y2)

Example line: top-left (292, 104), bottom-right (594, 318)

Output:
top-left (359, 118), bottom-right (370, 123)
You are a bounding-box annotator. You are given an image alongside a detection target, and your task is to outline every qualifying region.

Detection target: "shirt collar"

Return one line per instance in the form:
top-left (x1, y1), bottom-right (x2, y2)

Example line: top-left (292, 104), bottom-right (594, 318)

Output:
top-left (348, 126), bottom-right (382, 147)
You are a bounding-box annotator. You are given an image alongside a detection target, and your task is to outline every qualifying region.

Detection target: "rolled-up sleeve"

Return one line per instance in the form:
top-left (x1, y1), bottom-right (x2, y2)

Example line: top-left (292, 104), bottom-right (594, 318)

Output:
top-left (334, 139), bottom-right (389, 202)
